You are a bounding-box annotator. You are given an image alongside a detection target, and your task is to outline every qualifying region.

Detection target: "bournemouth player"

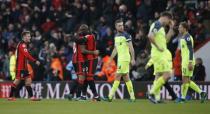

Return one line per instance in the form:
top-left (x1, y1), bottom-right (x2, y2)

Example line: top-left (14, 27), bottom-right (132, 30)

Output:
top-left (147, 12), bottom-right (175, 103)
top-left (69, 25), bottom-right (99, 100)
top-left (79, 24), bottom-right (100, 101)
top-left (176, 22), bottom-right (207, 103)
top-left (8, 31), bottom-right (40, 101)
top-left (106, 19), bottom-right (135, 102)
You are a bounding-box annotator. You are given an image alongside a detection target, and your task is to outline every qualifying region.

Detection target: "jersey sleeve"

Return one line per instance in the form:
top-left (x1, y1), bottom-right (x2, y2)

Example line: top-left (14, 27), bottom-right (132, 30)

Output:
top-left (148, 22), bottom-right (161, 37)
top-left (185, 36), bottom-right (193, 61)
top-left (124, 32), bottom-right (132, 42)
top-left (20, 43), bottom-right (36, 62)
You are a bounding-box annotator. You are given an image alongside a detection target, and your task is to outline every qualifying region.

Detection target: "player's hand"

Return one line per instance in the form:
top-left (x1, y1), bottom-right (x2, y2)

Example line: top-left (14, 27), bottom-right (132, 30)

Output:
top-left (169, 20), bottom-right (175, 29)
top-left (94, 50), bottom-right (100, 55)
top-left (35, 60), bottom-right (40, 66)
top-left (145, 65), bottom-right (149, 70)
top-left (131, 59), bottom-right (136, 66)
top-left (188, 62), bottom-right (193, 71)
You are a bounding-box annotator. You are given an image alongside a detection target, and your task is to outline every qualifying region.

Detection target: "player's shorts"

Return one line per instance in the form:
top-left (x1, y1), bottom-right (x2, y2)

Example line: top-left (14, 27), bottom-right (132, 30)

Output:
top-left (16, 70), bottom-right (30, 80)
top-left (73, 62), bottom-right (86, 76)
top-left (152, 49), bottom-right (172, 74)
top-left (85, 58), bottom-right (98, 80)
top-left (116, 61), bottom-right (130, 74)
top-left (182, 63), bottom-right (195, 77)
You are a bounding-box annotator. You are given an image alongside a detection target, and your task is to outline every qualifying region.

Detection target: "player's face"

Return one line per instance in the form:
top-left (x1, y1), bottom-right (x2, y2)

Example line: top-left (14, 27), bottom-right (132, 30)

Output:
top-left (116, 22), bottom-right (124, 32)
top-left (24, 34), bottom-right (31, 43)
top-left (178, 24), bottom-right (185, 34)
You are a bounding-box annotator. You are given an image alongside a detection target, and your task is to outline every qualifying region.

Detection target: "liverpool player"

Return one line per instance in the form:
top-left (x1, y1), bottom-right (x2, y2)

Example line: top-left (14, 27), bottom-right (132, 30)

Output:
top-left (8, 31), bottom-right (41, 101)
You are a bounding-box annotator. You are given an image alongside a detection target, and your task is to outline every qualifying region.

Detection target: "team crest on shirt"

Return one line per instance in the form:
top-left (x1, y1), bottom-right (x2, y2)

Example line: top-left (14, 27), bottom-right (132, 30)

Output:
top-left (153, 28), bottom-right (158, 33)
top-left (186, 37), bottom-right (190, 41)
top-left (24, 49), bottom-right (28, 52)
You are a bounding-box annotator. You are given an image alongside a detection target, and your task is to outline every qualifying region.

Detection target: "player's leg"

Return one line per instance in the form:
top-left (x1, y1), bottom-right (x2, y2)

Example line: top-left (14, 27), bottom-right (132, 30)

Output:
top-left (8, 70), bottom-right (21, 101)
top-left (108, 73), bottom-right (121, 101)
top-left (187, 67), bottom-right (207, 103)
top-left (164, 81), bottom-right (177, 100)
top-left (8, 79), bottom-right (21, 100)
top-left (75, 62), bottom-right (86, 99)
top-left (86, 59), bottom-right (100, 101)
top-left (149, 52), bottom-right (173, 103)
top-left (108, 61), bottom-right (125, 101)
top-left (153, 75), bottom-right (161, 101)
top-left (25, 77), bottom-right (34, 98)
top-left (180, 76), bottom-right (190, 102)
top-left (123, 74), bottom-right (135, 101)
top-left (25, 77), bottom-right (40, 101)
top-left (65, 79), bottom-right (79, 100)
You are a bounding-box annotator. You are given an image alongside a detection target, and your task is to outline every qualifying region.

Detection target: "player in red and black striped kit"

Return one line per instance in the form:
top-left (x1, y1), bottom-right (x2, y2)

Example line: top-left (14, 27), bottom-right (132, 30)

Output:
top-left (8, 31), bottom-right (41, 101)
top-left (80, 32), bottom-right (100, 101)
top-left (66, 25), bottom-right (99, 101)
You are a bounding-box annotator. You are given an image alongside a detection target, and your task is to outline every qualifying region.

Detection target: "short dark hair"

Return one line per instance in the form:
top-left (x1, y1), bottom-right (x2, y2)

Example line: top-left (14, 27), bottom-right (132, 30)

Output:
top-left (115, 19), bottom-right (123, 25)
top-left (78, 24), bottom-right (89, 35)
top-left (21, 31), bottom-right (30, 37)
top-left (180, 22), bottom-right (189, 31)
top-left (160, 11), bottom-right (173, 19)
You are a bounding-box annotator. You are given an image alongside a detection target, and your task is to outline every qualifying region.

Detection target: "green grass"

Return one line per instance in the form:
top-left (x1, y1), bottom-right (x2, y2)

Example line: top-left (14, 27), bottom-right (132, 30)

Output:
top-left (0, 99), bottom-right (209, 114)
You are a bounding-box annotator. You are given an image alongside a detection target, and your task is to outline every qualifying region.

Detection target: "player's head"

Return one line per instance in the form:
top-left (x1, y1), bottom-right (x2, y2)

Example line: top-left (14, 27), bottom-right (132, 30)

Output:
top-left (178, 22), bottom-right (189, 34)
top-left (22, 31), bottom-right (31, 43)
top-left (115, 19), bottom-right (124, 32)
top-left (78, 24), bottom-right (89, 36)
top-left (160, 12), bottom-right (173, 26)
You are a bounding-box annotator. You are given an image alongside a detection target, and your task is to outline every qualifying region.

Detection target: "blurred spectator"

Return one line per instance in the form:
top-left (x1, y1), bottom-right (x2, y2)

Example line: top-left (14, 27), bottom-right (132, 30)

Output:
top-left (193, 58), bottom-right (206, 81)
top-left (173, 49), bottom-right (182, 81)
top-left (97, 55), bottom-right (117, 82)
top-left (131, 50), bottom-right (149, 81)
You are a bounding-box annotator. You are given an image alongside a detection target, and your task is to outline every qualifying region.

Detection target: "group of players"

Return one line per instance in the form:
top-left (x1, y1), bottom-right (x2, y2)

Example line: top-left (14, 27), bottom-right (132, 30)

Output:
top-left (7, 11), bottom-right (208, 103)
top-left (147, 12), bottom-right (207, 103)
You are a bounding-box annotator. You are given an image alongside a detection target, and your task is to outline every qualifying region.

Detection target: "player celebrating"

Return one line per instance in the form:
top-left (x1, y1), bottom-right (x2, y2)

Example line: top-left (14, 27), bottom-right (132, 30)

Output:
top-left (176, 22), bottom-right (207, 103)
top-left (8, 31), bottom-right (40, 101)
top-left (106, 19), bottom-right (136, 102)
top-left (147, 12), bottom-right (175, 103)
top-left (67, 25), bottom-right (99, 101)
top-left (79, 24), bottom-right (100, 101)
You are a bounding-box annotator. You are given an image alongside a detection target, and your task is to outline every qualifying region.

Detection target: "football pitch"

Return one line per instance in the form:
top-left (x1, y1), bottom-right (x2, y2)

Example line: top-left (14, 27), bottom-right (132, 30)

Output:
top-left (0, 99), bottom-right (209, 114)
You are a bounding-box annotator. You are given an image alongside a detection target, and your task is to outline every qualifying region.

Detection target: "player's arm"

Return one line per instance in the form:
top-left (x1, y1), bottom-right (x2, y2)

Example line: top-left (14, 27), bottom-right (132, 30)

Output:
top-left (20, 44), bottom-right (40, 65)
top-left (148, 30), bottom-right (163, 52)
top-left (186, 37), bottom-right (194, 70)
top-left (127, 41), bottom-right (135, 65)
top-left (80, 45), bottom-right (99, 55)
top-left (20, 44), bottom-right (36, 62)
top-left (145, 57), bottom-right (153, 70)
top-left (69, 34), bottom-right (87, 44)
top-left (108, 46), bottom-right (117, 64)
top-left (166, 20), bottom-right (175, 43)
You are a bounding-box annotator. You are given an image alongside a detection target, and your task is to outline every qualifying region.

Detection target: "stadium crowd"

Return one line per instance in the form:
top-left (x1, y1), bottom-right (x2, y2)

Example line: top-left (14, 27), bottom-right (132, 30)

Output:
top-left (0, 0), bottom-right (210, 81)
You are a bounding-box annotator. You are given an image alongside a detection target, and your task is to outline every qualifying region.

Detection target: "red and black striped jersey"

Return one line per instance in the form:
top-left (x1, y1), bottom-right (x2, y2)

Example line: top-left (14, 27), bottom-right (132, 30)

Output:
top-left (72, 36), bottom-right (85, 63)
top-left (84, 34), bottom-right (97, 60)
top-left (15, 41), bottom-right (36, 70)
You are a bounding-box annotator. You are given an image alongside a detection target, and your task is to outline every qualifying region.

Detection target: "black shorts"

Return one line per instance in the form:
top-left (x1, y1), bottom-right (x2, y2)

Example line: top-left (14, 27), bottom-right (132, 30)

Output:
top-left (73, 62), bottom-right (86, 76)
top-left (85, 58), bottom-right (98, 77)
top-left (16, 70), bottom-right (30, 80)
